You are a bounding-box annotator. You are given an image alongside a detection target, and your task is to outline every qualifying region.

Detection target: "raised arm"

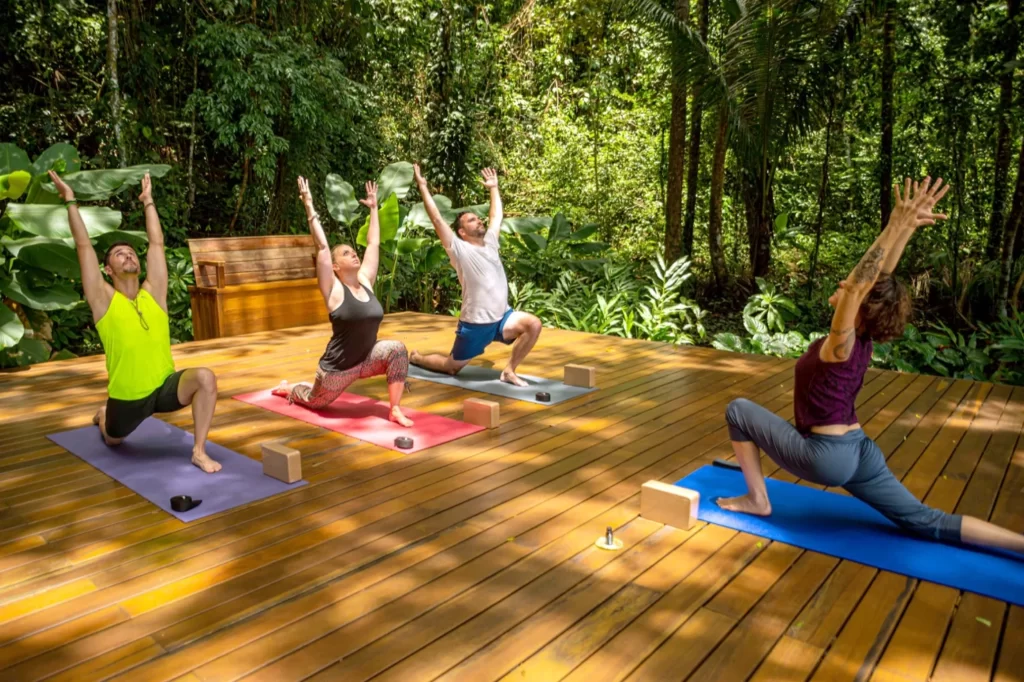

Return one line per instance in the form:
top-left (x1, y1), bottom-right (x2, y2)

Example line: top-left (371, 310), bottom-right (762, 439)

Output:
top-left (480, 168), bottom-right (502, 237)
top-left (821, 176), bottom-right (949, 362)
top-left (47, 171), bottom-right (112, 322)
top-left (297, 176), bottom-right (338, 305)
top-left (137, 174), bottom-right (168, 310)
top-left (358, 181), bottom-right (381, 287)
top-left (413, 163), bottom-right (456, 248)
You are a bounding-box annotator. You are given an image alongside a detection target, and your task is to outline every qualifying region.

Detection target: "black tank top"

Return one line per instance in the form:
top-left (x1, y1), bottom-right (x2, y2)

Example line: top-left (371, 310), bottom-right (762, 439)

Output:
top-left (318, 283), bottom-right (384, 372)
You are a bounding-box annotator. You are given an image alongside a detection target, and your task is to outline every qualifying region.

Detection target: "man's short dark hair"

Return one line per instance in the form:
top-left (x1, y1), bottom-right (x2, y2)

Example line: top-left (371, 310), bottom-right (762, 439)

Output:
top-left (104, 240), bottom-right (136, 268)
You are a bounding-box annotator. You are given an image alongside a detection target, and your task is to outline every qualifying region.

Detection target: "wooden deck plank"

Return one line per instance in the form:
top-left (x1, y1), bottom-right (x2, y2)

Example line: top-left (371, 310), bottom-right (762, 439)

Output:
top-left (0, 313), bottom-right (1018, 682)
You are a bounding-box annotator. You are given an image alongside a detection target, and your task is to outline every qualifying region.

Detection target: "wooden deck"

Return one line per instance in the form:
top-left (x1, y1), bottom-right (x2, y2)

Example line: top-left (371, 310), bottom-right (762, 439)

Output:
top-left (0, 311), bottom-right (1021, 682)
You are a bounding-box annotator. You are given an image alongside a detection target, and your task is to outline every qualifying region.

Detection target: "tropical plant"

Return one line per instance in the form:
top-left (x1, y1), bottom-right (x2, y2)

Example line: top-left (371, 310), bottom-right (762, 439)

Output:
top-left (0, 141), bottom-right (168, 366)
top-left (743, 277), bottom-right (801, 334)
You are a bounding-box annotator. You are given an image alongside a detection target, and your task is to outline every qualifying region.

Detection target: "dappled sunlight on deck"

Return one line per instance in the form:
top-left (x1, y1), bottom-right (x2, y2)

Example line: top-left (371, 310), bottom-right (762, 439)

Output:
top-left (0, 312), bottom-right (1021, 681)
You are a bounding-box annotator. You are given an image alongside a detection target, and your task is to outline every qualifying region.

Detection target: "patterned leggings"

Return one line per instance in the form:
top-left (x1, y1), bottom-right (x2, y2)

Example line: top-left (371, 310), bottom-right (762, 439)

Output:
top-left (289, 340), bottom-right (409, 410)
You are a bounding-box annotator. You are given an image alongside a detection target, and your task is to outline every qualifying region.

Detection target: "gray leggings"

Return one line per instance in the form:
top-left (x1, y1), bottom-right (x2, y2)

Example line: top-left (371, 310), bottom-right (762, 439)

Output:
top-left (725, 398), bottom-right (962, 542)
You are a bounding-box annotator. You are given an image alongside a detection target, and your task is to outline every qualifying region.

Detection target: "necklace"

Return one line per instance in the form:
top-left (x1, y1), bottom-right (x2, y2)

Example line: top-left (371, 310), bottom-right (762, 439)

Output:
top-left (128, 293), bottom-right (149, 331)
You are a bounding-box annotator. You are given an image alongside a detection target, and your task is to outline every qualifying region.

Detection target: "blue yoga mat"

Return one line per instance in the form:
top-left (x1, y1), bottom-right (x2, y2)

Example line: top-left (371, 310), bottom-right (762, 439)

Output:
top-left (47, 417), bottom-right (307, 522)
top-left (675, 464), bottom-right (1024, 606)
top-left (407, 364), bottom-right (597, 405)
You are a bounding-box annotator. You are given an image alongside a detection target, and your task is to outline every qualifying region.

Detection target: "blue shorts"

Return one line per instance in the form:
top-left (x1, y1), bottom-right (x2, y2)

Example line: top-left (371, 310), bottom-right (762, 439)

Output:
top-left (451, 308), bottom-right (515, 361)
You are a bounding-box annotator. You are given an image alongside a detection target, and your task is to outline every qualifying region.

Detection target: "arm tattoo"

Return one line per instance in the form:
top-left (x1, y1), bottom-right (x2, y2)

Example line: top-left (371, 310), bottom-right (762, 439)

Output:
top-left (829, 326), bottom-right (856, 361)
top-left (852, 245), bottom-right (885, 284)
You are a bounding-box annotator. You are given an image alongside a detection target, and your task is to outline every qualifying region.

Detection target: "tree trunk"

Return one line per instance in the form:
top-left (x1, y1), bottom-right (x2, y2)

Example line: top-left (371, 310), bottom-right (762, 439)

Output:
top-left (807, 92), bottom-right (836, 297)
top-left (682, 0), bottom-right (709, 257)
top-left (229, 155), bottom-right (250, 234)
top-left (997, 135), bottom-right (1024, 317)
top-left (743, 168), bottom-right (774, 279)
top-left (879, 0), bottom-right (895, 229)
top-left (986, 0), bottom-right (1020, 260)
top-left (106, 0), bottom-right (127, 167)
top-left (663, 0), bottom-right (689, 262)
top-left (708, 106), bottom-right (729, 291)
top-left (185, 52), bottom-right (198, 224)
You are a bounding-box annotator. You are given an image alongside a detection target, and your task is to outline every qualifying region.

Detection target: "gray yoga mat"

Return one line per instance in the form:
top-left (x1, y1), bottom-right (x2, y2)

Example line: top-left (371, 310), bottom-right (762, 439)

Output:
top-left (47, 417), bottom-right (306, 522)
top-left (407, 364), bottom-right (597, 404)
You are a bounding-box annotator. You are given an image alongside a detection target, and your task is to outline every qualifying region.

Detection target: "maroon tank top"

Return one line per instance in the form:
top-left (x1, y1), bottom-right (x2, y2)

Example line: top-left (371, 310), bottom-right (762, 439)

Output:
top-left (793, 335), bottom-right (873, 435)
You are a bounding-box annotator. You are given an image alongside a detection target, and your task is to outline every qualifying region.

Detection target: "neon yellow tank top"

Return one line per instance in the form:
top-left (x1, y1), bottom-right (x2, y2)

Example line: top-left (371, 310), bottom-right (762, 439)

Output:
top-left (95, 289), bottom-right (176, 400)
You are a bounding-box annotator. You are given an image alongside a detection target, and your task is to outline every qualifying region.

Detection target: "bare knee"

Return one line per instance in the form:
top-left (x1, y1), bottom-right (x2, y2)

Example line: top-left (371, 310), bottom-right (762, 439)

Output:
top-left (525, 314), bottom-right (542, 337)
top-left (196, 368), bottom-right (217, 395)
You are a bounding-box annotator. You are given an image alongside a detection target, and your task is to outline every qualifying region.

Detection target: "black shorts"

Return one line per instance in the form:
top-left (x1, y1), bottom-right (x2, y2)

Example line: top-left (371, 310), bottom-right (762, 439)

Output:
top-left (105, 370), bottom-right (187, 439)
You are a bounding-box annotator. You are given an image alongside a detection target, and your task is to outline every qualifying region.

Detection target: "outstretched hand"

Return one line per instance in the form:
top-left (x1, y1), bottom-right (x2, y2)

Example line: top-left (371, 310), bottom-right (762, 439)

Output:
top-left (48, 170), bottom-right (75, 202)
top-left (297, 176), bottom-right (314, 209)
top-left (138, 173), bottom-right (153, 204)
top-left (480, 167), bottom-right (499, 189)
top-left (359, 181), bottom-right (378, 210)
top-left (413, 163), bottom-right (426, 187)
top-left (891, 176), bottom-right (950, 230)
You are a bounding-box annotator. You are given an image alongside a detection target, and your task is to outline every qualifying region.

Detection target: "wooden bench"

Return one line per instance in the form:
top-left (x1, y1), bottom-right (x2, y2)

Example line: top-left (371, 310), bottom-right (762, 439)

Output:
top-left (187, 235), bottom-right (330, 341)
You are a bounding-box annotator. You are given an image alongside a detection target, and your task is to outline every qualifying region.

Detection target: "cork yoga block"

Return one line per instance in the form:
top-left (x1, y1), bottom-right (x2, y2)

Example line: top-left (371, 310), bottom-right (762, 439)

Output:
top-left (464, 398), bottom-right (500, 429)
top-left (640, 480), bottom-right (700, 529)
top-left (564, 364), bottom-right (596, 388)
top-left (262, 441), bottom-right (302, 483)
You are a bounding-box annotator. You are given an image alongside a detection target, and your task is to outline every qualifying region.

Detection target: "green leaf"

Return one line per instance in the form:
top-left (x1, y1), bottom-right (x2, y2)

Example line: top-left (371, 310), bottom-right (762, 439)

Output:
top-left (31, 143), bottom-right (81, 176)
top-left (1, 275), bottom-right (79, 311)
top-left (376, 162), bottom-right (414, 203)
top-left (41, 164), bottom-right (171, 201)
top-left (520, 233), bottom-right (547, 252)
top-left (774, 212), bottom-right (790, 230)
top-left (570, 223), bottom-right (600, 241)
top-left (549, 212), bottom-right (572, 242)
top-left (325, 174), bottom-right (358, 225)
top-left (453, 203), bottom-right (490, 218)
top-left (568, 242), bottom-right (608, 254)
top-left (502, 216), bottom-right (550, 234)
top-left (50, 349), bottom-right (77, 361)
top-left (424, 244), bottom-right (448, 269)
top-left (357, 193), bottom-right (400, 247)
top-left (397, 237), bottom-right (430, 255)
top-left (723, 0), bottom-right (744, 23)
top-left (0, 144), bottom-right (31, 175)
top-left (0, 171), bottom-right (33, 200)
top-left (94, 230), bottom-right (149, 253)
top-left (0, 304), bottom-right (25, 348)
top-left (2, 239), bottom-right (82, 279)
top-left (406, 195), bottom-right (455, 229)
top-left (4, 204), bottom-right (122, 239)
top-left (13, 336), bottom-right (50, 365)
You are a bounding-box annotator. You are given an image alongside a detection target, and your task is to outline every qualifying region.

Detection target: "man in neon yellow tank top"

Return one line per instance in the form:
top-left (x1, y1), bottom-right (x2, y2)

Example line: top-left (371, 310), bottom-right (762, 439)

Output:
top-left (49, 171), bottom-right (222, 473)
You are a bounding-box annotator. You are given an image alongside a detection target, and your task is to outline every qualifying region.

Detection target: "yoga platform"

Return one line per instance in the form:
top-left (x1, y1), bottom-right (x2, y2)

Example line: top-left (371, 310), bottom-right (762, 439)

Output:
top-left (0, 311), bottom-right (1021, 681)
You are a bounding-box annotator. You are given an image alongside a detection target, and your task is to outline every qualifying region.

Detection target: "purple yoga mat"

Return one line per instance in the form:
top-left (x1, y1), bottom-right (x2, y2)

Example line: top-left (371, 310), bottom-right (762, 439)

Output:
top-left (47, 417), bottom-right (306, 522)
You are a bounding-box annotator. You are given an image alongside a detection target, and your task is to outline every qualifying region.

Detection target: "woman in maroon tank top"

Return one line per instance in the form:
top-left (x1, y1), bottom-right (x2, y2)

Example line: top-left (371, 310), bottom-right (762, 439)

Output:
top-left (721, 176), bottom-right (1024, 557)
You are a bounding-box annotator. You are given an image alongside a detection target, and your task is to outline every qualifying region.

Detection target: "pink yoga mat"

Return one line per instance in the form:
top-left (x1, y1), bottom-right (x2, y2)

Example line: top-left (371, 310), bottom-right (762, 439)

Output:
top-left (233, 389), bottom-right (483, 453)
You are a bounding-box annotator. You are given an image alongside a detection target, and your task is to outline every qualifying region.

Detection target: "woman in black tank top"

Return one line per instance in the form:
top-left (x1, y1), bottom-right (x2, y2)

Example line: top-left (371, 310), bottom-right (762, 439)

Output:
top-left (271, 177), bottom-right (413, 427)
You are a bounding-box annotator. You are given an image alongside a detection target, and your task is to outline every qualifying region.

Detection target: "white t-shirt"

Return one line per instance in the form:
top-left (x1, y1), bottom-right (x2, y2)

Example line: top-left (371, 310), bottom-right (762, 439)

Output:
top-left (445, 228), bottom-right (510, 324)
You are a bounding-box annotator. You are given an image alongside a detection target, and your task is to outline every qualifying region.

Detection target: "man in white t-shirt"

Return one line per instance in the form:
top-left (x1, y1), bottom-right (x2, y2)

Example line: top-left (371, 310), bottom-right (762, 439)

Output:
top-left (409, 164), bottom-right (542, 386)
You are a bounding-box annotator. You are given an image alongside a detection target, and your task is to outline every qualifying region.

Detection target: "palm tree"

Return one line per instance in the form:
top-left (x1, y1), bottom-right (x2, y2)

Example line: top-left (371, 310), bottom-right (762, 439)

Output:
top-left (631, 0), bottom-right (879, 280)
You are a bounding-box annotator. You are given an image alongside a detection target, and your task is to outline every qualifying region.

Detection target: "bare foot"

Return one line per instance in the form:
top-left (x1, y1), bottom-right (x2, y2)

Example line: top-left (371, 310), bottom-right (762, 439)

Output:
top-left (271, 383), bottom-right (291, 398)
top-left (500, 368), bottom-right (528, 387)
top-left (192, 449), bottom-right (222, 473)
top-left (410, 350), bottom-right (424, 365)
top-left (92, 409), bottom-right (102, 425)
top-left (389, 406), bottom-right (414, 428)
top-left (716, 494), bottom-right (771, 516)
